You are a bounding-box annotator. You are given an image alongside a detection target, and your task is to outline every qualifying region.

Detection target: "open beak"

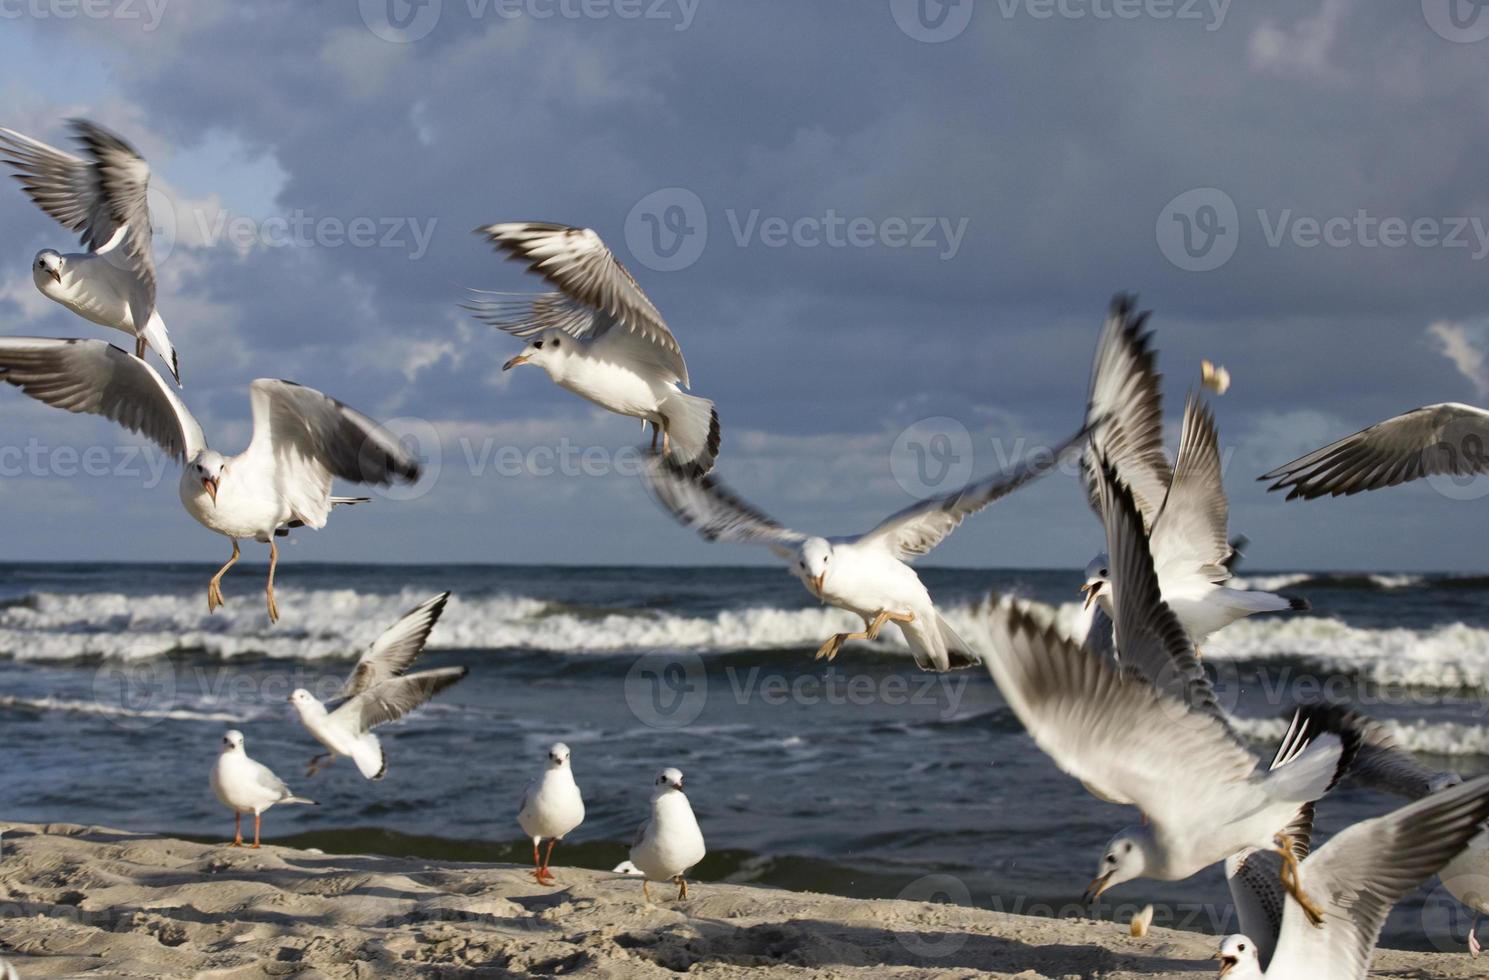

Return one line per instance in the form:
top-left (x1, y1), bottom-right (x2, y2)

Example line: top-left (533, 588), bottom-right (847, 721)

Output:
top-left (1080, 582), bottom-right (1099, 611)
top-left (202, 477), bottom-right (218, 503)
top-left (1082, 871), bottom-right (1113, 905)
top-left (502, 354), bottom-right (531, 371)
top-left (1216, 955), bottom-right (1237, 977)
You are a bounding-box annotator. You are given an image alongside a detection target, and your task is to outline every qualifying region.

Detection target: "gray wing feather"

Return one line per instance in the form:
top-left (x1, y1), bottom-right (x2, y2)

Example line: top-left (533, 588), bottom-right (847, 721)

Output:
top-left (642, 453), bottom-right (806, 557)
top-left (340, 592), bottom-right (450, 699)
top-left (338, 666), bottom-right (469, 733)
top-left (1226, 847), bottom-right (1287, 967)
top-left (1149, 394), bottom-right (1232, 582)
top-left (245, 379), bottom-right (422, 486)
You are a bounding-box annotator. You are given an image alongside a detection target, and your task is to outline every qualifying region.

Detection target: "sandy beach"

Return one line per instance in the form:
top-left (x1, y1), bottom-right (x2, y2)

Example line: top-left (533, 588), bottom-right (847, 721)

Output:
top-left (0, 822), bottom-right (1478, 979)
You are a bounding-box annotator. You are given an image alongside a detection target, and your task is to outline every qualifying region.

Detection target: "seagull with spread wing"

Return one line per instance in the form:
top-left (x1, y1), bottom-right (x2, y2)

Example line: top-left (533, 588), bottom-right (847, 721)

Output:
top-left (465, 222), bottom-right (720, 476)
top-left (0, 119), bottom-right (180, 384)
top-left (1080, 298), bottom-right (1305, 649)
top-left (0, 338), bottom-right (421, 622)
top-left (289, 593), bottom-right (466, 780)
top-left (1261, 403), bottom-right (1489, 499)
top-left (642, 417), bottom-right (1090, 671)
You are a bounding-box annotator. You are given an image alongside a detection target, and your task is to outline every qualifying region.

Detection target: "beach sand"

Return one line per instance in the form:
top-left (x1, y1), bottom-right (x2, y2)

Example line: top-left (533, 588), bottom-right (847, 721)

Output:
top-left (0, 822), bottom-right (1478, 978)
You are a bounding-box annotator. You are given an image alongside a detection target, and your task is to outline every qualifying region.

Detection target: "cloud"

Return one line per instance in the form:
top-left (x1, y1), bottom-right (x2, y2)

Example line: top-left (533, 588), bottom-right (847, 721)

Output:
top-left (1248, 0), bottom-right (1351, 80)
top-left (1426, 320), bottom-right (1489, 398)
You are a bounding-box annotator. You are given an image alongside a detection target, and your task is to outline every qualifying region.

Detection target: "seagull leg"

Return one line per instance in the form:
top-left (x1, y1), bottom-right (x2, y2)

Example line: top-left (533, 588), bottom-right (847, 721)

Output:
top-left (306, 753), bottom-right (333, 777)
top-left (1470, 915), bottom-right (1481, 958)
top-left (208, 540), bottom-right (241, 613)
top-left (662, 425), bottom-right (671, 457)
top-left (252, 812), bottom-right (262, 849)
top-left (231, 811), bottom-right (243, 847)
top-left (265, 539), bottom-right (280, 624)
top-left (642, 879), bottom-right (652, 902)
top-left (134, 335), bottom-right (146, 359)
top-left (674, 875), bottom-right (688, 900)
top-left (1274, 837), bottom-right (1325, 927)
top-left (538, 839), bottom-right (559, 886)
top-left (650, 423), bottom-right (660, 451)
top-left (815, 609), bottom-right (911, 662)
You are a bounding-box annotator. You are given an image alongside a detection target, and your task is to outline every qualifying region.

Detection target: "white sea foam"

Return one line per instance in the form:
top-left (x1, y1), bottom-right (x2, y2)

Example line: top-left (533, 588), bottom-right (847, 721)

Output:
top-left (1231, 714), bottom-right (1489, 758)
top-left (0, 695), bottom-right (245, 723)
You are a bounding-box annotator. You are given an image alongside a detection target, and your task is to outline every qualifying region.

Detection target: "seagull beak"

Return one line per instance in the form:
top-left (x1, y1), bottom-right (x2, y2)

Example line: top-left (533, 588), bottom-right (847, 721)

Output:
top-left (202, 477), bottom-right (218, 503)
top-left (503, 354), bottom-right (531, 371)
top-left (1080, 582), bottom-right (1099, 610)
top-left (1217, 956), bottom-right (1237, 977)
top-left (1083, 871), bottom-right (1113, 905)
top-left (48, 268), bottom-right (61, 284)
top-left (812, 573), bottom-right (826, 595)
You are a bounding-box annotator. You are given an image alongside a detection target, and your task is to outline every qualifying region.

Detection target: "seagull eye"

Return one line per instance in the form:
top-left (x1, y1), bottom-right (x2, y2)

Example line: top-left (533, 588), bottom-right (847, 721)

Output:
top-left (552, 339), bottom-right (560, 348)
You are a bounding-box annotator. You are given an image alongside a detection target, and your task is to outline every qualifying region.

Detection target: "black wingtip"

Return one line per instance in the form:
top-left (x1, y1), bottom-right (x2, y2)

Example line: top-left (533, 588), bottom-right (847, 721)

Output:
top-left (1285, 701), bottom-right (1366, 792)
top-left (1286, 594), bottom-right (1311, 612)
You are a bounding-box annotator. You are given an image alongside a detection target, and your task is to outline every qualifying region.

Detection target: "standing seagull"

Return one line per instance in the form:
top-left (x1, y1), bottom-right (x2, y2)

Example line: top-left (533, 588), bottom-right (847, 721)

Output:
top-left (1215, 776), bottom-right (1489, 979)
top-left (0, 119), bottom-right (180, 383)
top-left (465, 222), bottom-right (720, 476)
top-left (641, 421), bottom-right (1091, 671)
top-left (289, 593), bottom-right (466, 779)
top-left (0, 338), bottom-right (421, 621)
top-left (629, 768), bottom-right (706, 902)
top-left (1261, 403), bottom-right (1489, 499)
top-left (209, 730), bottom-right (317, 848)
top-left (516, 742), bottom-right (585, 886)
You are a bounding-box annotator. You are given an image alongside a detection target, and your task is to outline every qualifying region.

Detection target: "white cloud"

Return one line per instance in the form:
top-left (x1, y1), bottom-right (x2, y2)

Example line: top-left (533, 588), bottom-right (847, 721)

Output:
top-left (1249, 0), bottom-right (1350, 80)
top-left (1426, 320), bottom-right (1489, 398)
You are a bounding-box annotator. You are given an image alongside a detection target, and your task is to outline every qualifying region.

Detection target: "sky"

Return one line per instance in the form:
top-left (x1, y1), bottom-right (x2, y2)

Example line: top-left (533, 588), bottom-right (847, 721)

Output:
top-left (0, 0), bottom-right (1488, 570)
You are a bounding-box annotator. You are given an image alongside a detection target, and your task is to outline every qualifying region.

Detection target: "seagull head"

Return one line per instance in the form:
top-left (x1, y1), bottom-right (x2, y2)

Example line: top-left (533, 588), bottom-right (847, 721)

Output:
top-left (654, 767), bottom-right (685, 794)
top-left (32, 249), bottom-right (63, 286)
top-left (1084, 826), bottom-right (1152, 904)
top-left (221, 729), bottom-right (245, 754)
top-left (287, 689), bottom-right (320, 715)
top-left (189, 451), bottom-right (227, 504)
top-left (548, 742), bottom-right (571, 768)
top-left (503, 330), bottom-right (566, 374)
top-left (796, 538), bottom-right (833, 596)
top-left (1214, 935), bottom-right (1260, 977)
top-left (1081, 553), bottom-right (1112, 612)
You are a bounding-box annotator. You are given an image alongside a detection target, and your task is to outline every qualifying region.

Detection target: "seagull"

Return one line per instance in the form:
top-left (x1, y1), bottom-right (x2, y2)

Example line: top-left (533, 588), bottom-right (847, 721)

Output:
top-left (517, 742), bottom-right (585, 886)
top-left (629, 767), bottom-right (706, 902)
top-left (1215, 776), bottom-right (1489, 979)
top-left (0, 338), bottom-right (421, 622)
top-left (465, 222), bottom-right (721, 476)
top-left (289, 593), bottom-right (466, 779)
top-left (0, 957), bottom-right (17, 980)
top-left (1080, 298), bottom-right (1306, 649)
top-left (0, 119), bottom-right (180, 384)
top-left (209, 729), bottom-right (317, 848)
top-left (1261, 403), bottom-right (1489, 499)
top-left (982, 456), bottom-right (1357, 924)
top-left (643, 415), bottom-right (1090, 671)
top-left (1440, 824), bottom-right (1489, 957)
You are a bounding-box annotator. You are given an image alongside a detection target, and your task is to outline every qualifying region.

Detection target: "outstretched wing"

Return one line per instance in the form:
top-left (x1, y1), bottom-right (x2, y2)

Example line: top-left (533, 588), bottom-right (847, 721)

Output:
top-left (331, 666), bottom-right (469, 734)
top-left (0, 337), bottom-right (203, 461)
top-left (339, 593), bottom-right (451, 700)
top-left (856, 423), bottom-right (1091, 562)
top-left (1261, 403), bottom-right (1489, 500)
top-left (642, 453), bottom-right (806, 558)
top-left (472, 222), bottom-right (689, 385)
top-left (1149, 394), bottom-right (1233, 586)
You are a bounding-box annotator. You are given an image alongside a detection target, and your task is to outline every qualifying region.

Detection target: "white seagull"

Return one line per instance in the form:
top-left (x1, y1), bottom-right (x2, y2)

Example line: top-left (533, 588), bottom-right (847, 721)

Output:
top-left (1216, 776), bottom-right (1489, 980)
top-left (289, 593), bottom-right (466, 780)
top-left (642, 421), bottom-right (1090, 671)
top-left (465, 222), bottom-right (721, 476)
top-left (983, 456), bottom-right (1354, 923)
top-left (1262, 403), bottom-right (1489, 499)
top-left (516, 742), bottom-right (585, 886)
top-left (0, 119), bottom-right (180, 384)
top-left (0, 338), bottom-right (421, 622)
top-left (1080, 298), bottom-right (1305, 649)
top-left (209, 729), bottom-right (317, 848)
top-left (629, 767), bottom-right (706, 902)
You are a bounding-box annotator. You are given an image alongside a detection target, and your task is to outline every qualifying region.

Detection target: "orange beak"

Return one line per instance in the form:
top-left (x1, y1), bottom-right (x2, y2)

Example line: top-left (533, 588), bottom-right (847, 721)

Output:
top-left (1081, 582), bottom-right (1099, 610)
top-left (811, 573), bottom-right (826, 595)
top-left (1083, 871), bottom-right (1113, 904)
top-left (202, 476), bottom-right (218, 503)
top-left (503, 354), bottom-right (531, 371)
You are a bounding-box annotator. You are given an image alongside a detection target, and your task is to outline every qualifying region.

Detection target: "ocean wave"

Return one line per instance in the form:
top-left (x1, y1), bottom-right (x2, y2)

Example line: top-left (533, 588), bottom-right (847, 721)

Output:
top-left (1230, 572), bottom-right (1427, 592)
top-left (1230, 714), bottom-right (1489, 758)
top-left (0, 695), bottom-right (245, 723)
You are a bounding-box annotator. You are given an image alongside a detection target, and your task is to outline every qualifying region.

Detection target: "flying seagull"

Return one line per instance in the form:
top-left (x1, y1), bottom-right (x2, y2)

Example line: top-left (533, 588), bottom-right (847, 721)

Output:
top-left (517, 742), bottom-right (585, 886)
top-left (1261, 403), bottom-right (1489, 499)
top-left (1216, 775), bottom-right (1489, 979)
top-left (642, 418), bottom-right (1090, 671)
top-left (0, 337), bottom-right (421, 622)
top-left (289, 593), bottom-right (466, 779)
top-left (630, 767), bottom-right (706, 902)
top-left (209, 729), bottom-right (317, 848)
top-left (466, 222), bottom-right (720, 476)
top-left (0, 119), bottom-right (180, 384)
top-left (1081, 298), bottom-right (1306, 649)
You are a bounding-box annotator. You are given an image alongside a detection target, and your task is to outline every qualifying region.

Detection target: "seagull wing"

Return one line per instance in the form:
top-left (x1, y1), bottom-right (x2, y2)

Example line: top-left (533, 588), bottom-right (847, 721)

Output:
top-left (474, 222), bottom-right (689, 386)
top-left (1261, 403), bottom-right (1489, 500)
top-left (1271, 776), bottom-right (1489, 980)
top-left (856, 422), bottom-right (1091, 562)
top-left (1082, 294), bottom-right (1172, 529)
top-left (0, 337), bottom-right (203, 461)
top-left (242, 379), bottom-right (421, 528)
top-left (1148, 394), bottom-right (1233, 586)
top-left (642, 453), bottom-right (806, 559)
top-left (339, 592), bottom-right (451, 700)
top-left (1346, 720), bottom-right (1461, 801)
top-left (330, 666), bottom-right (469, 735)
top-left (0, 120), bottom-right (156, 300)
top-left (982, 599), bottom-right (1259, 824)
